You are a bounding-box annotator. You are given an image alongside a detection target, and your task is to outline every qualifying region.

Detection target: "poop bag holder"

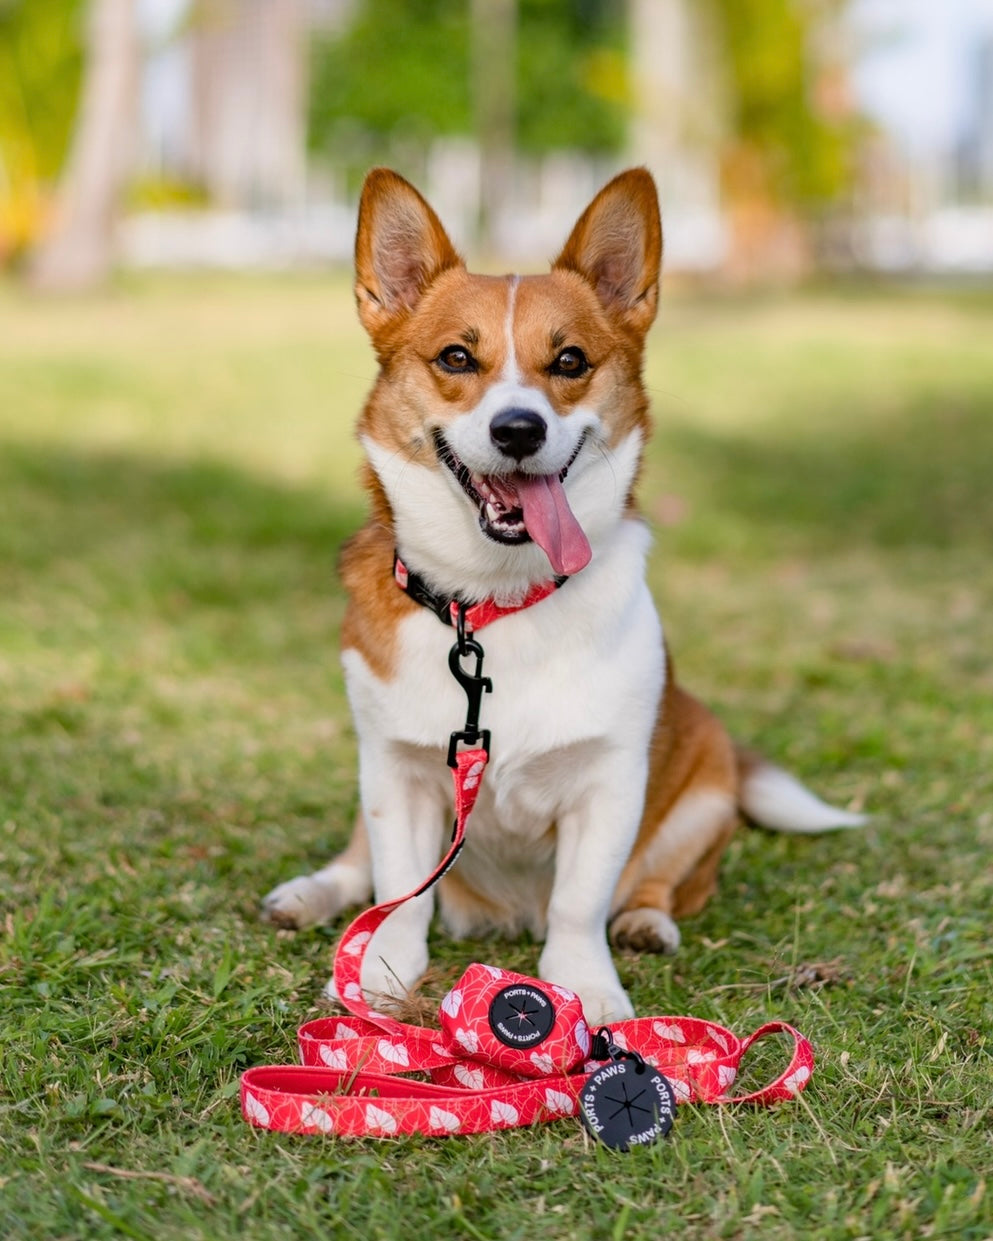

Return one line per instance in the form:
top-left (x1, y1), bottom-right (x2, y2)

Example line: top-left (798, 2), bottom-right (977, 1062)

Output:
top-left (436, 963), bottom-right (591, 1081)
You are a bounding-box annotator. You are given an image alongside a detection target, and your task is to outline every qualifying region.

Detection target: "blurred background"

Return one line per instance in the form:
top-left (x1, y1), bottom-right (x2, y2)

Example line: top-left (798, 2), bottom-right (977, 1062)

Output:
top-left (3, 13), bottom-right (993, 1231)
top-left (3, 0), bottom-right (993, 284)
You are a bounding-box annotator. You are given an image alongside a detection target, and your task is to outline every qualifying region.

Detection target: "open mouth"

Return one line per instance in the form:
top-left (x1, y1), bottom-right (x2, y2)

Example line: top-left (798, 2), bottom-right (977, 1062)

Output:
top-left (433, 430), bottom-right (592, 575)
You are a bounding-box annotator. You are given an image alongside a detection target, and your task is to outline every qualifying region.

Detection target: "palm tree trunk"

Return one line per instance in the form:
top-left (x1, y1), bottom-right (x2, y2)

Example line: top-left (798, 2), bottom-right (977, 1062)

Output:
top-left (29, 0), bottom-right (138, 289)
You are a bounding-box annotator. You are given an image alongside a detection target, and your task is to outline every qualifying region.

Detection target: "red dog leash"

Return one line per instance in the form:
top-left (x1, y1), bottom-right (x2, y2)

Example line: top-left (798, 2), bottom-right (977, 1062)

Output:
top-left (241, 581), bottom-right (815, 1147)
top-left (241, 746), bottom-right (813, 1145)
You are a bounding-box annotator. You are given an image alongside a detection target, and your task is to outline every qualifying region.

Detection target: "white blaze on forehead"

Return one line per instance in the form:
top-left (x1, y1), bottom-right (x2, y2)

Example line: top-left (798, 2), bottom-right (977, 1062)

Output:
top-left (501, 276), bottom-right (521, 384)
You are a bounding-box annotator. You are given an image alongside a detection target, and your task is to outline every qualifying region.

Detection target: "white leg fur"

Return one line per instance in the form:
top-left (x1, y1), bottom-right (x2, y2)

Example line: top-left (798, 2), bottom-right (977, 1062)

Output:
top-left (537, 750), bottom-right (649, 1023)
top-left (338, 745), bottom-right (448, 1005)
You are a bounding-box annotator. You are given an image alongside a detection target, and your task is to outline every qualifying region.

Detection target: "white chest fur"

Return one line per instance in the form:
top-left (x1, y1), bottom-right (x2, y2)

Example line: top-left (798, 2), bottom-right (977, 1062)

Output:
top-left (342, 518), bottom-right (665, 930)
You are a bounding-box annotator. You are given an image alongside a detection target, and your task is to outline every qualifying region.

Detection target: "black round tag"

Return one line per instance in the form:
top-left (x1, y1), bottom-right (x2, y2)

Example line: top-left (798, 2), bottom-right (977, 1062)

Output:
top-left (488, 983), bottom-right (556, 1048)
top-left (579, 1059), bottom-right (676, 1151)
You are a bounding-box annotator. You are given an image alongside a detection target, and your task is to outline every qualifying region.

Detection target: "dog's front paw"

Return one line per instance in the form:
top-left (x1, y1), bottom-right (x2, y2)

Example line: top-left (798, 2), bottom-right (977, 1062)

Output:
top-left (575, 983), bottom-right (635, 1025)
top-left (322, 943), bottom-right (429, 1012)
top-left (263, 874), bottom-right (342, 929)
top-left (325, 935), bottom-right (429, 1011)
top-left (539, 945), bottom-right (634, 1023)
top-left (363, 949), bottom-right (428, 1006)
top-left (609, 907), bottom-right (681, 955)
top-left (263, 861), bottom-right (369, 930)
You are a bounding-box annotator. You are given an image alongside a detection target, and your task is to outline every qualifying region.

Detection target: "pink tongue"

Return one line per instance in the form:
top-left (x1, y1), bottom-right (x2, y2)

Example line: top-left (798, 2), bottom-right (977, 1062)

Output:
top-left (511, 473), bottom-right (592, 576)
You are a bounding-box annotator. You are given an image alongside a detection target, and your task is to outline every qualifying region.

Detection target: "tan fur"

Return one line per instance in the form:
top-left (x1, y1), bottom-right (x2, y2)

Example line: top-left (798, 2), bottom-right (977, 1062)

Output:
top-left (338, 522), bottom-right (415, 681)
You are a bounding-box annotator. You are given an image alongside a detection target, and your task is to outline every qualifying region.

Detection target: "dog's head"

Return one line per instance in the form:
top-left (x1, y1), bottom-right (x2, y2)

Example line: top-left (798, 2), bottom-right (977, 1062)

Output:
top-left (353, 168), bottom-right (661, 596)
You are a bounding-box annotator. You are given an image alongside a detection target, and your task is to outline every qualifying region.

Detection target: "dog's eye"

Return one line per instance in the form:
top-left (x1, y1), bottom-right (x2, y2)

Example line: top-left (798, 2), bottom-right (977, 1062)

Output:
top-left (436, 346), bottom-right (478, 374)
top-left (549, 347), bottom-right (589, 378)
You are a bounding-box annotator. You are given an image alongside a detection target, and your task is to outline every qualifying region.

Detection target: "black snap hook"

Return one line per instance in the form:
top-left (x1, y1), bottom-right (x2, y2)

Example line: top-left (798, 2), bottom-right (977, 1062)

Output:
top-left (447, 607), bottom-right (492, 766)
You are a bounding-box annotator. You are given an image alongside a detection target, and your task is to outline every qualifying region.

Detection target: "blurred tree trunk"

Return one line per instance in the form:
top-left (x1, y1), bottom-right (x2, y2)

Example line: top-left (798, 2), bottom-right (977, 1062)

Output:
top-left (471, 0), bottom-right (516, 252)
top-left (627, 0), bottom-right (726, 254)
top-left (189, 0), bottom-right (307, 209)
top-left (29, 0), bottom-right (138, 289)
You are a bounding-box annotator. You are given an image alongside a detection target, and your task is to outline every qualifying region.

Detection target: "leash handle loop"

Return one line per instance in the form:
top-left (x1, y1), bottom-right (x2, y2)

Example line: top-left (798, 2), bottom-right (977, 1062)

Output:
top-left (718, 1021), bottom-right (815, 1106)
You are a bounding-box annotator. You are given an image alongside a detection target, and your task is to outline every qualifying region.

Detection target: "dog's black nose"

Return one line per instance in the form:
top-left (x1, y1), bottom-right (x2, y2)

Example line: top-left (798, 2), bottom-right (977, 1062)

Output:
top-left (490, 409), bottom-right (547, 461)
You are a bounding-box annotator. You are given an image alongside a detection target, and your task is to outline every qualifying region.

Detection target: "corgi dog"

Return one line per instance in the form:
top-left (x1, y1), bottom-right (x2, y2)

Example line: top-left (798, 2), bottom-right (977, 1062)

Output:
top-left (263, 167), bottom-right (863, 1023)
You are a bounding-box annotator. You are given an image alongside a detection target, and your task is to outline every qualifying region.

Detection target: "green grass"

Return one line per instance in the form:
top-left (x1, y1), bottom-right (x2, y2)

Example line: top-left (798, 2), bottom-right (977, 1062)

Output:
top-left (1, 274), bottom-right (991, 1240)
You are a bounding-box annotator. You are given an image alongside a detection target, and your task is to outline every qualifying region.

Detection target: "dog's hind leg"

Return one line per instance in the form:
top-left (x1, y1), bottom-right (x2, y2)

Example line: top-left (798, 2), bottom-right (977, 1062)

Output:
top-left (262, 813), bottom-right (372, 930)
top-left (609, 679), bottom-right (739, 955)
top-left (609, 787), bottom-right (737, 954)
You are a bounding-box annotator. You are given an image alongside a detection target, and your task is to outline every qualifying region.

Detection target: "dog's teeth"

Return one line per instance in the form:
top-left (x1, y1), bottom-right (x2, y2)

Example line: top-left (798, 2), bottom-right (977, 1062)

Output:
top-left (485, 502), bottom-right (500, 523)
top-left (471, 473), bottom-right (483, 485)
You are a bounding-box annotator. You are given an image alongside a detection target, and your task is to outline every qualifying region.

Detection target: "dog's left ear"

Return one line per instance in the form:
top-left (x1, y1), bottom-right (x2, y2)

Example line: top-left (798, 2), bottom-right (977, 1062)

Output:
top-left (554, 168), bottom-right (662, 336)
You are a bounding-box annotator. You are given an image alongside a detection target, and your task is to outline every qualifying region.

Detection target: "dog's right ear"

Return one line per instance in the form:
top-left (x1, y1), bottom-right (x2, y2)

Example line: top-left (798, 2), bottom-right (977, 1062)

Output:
top-left (354, 168), bottom-right (463, 341)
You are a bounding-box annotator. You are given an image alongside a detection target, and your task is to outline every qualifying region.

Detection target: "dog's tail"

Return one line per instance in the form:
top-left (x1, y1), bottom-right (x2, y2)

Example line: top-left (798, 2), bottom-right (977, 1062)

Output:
top-left (735, 746), bottom-right (867, 833)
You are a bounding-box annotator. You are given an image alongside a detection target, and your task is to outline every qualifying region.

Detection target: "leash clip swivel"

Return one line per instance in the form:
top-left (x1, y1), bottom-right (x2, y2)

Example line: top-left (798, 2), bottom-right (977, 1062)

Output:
top-left (447, 605), bottom-right (492, 767)
top-left (591, 1026), bottom-right (650, 1072)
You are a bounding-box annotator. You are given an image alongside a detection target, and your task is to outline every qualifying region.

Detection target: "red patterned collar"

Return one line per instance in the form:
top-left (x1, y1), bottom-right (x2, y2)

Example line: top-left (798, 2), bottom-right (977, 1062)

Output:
top-left (393, 553), bottom-right (568, 633)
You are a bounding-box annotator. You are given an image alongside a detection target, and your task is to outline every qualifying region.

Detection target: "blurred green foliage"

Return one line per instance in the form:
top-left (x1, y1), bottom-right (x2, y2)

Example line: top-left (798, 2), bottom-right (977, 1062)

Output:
top-left (308, 0), bottom-right (627, 178)
top-left (0, 0), bottom-right (84, 256)
top-left (713, 0), bottom-right (856, 204)
top-left (514, 0), bottom-right (627, 152)
top-left (311, 0), bottom-right (855, 209)
top-left (126, 174), bottom-right (210, 211)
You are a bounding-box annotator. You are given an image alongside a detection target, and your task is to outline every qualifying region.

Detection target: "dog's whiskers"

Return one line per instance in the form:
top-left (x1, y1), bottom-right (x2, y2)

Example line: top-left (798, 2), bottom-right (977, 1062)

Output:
top-left (383, 438), bottom-right (429, 499)
top-left (591, 440), bottom-right (624, 505)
